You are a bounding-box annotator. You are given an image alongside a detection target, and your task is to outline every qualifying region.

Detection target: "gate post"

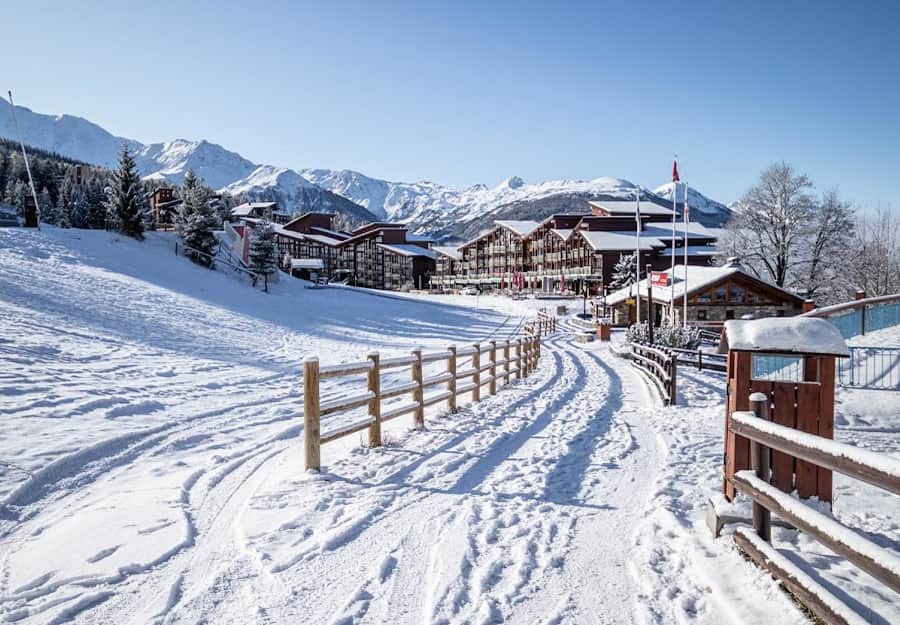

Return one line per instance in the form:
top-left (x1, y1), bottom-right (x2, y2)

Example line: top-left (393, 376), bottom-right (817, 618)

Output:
top-left (749, 391), bottom-right (771, 541)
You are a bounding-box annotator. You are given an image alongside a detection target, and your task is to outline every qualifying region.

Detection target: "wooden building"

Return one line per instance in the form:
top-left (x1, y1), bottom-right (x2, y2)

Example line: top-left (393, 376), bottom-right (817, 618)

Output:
top-left (604, 259), bottom-right (805, 327)
top-left (337, 222), bottom-right (436, 290)
top-left (435, 199), bottom-right (718, 295)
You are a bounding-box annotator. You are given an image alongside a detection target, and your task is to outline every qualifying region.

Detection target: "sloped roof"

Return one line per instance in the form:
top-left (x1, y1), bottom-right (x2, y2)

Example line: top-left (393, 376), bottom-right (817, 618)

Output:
top-left (605, 263), bottom-right (803, 307)
top-left (551, 229), bottom-right (575, 241)
top-left (579, 230), bottom-right (663, 252)
top-left (589, 200), bottom-right (673, 216)
top-left (432, 246), bottom-right (463, 260)
top-left (495, 220), bottom-right (541, 237)
top-left (377, 243), bottom-right (437, 259)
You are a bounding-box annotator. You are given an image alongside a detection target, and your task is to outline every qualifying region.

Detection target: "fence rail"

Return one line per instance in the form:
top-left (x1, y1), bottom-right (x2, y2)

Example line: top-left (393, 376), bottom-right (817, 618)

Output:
top-left (804, 292), bottom-right (900, 339)
top-left (174, 240), bottom-right (264, 288)
top-left (629, 343), bottom-right (677, 406)
top-left (729, 393), bottom-right (900, 625)
top-left (668, 346), bottom-right (727, 373)
top-left (302, 335), bottom-right (542, 470)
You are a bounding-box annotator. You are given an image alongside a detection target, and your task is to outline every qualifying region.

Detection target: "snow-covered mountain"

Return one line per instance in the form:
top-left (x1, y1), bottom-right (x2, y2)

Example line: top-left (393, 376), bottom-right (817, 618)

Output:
top-left (0, 96), bottom-right (732, 237)
top-left (653, 182), bottom-right (731, 227)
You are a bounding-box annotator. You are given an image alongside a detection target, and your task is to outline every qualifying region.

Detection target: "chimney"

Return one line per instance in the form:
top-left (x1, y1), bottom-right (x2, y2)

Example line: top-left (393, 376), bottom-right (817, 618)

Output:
top-left (802, 299), bottom-right (816, 313)
top-left (855, 290), bottom-right (867, 301)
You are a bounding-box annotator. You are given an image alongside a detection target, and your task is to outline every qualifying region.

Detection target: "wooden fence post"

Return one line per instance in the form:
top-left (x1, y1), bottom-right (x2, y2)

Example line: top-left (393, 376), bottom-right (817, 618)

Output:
top-left (537, 335), bottom-right (542, 360)
top-left (697, 349), bottom-right (703, 371)
top-left (367, 352), bottom-right (381, 447)
top-left (447, 344), bottom-right (457, 412)
top-left (489, 340), bottom-right (497, 395)
top-left (669, 349), bottom-right (677, 406)
top-left (412, 348), bottom-right (424, 429)
top-left (750, 391), bottom-right (771, 541)
top-left (503, 339), bottom-right (510, 385)
top-left (515, 339), bottom-right (522, 380)
top-left (472, 343), bottom-right (481, 402)
top-left (304, 358), bottom-right (321, 471)
top-left (522, 339), bottom-right (530, 377)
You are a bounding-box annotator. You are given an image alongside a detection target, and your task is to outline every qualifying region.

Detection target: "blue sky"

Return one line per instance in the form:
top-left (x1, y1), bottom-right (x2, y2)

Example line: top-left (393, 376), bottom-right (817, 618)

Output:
top-left (5, 1), bottom-right (899, 206)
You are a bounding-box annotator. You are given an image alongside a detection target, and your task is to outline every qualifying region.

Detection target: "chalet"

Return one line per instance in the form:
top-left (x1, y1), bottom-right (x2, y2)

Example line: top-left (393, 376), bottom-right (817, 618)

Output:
top-left (230, 201), bottom-right (291, 223)
top-left (604, 258), bottom-right (805, 327)
top-left (271, 212), bottom-right (349, 278)
top-left (148, 187), bottom-right (182, 226)
top-left (437, 198), bottom-right (718, 295)
top-left (337, 222), bottom-right (436, 290)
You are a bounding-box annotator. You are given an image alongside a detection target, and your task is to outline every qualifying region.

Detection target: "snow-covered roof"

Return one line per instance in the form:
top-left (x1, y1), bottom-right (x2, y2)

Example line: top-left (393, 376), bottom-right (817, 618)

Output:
top-left (551, 229), bottom-right (575, 241)
top-left (309, 226), bottom-right (350, 240)
top-left (589, 200), bottom-right (673, 216)
top-left (579, 230), bottom-right (663, 252)
top-left (605, 264), bottom-right (741, 306)
top-left (232, 202), bottom-right (276, 217)
top-left (658, 245), bottom-right (719, 257)
top-left (432, 246), bottom-right (463, 260)
top-left (303, 233), bottom-right (345, 246)
top-left (495, 220), bottom-right (541, 238)
top-left (641, 224), bottom-right (719, 242)
top-left (291, 258), bottom-right (324, 269)
top-left (718, 318), bottom-right (849, 357)
top-left (377, 243), bottom-right (437, 259)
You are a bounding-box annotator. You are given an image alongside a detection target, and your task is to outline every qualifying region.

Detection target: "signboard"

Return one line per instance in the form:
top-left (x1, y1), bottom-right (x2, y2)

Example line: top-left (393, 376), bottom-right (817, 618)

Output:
top-left (650, 271), bottom-right (670, 287)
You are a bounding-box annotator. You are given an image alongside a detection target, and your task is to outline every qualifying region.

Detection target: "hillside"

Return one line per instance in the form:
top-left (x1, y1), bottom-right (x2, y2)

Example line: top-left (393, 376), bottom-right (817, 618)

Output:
top-left (1, 96), bottom-right (731, 238)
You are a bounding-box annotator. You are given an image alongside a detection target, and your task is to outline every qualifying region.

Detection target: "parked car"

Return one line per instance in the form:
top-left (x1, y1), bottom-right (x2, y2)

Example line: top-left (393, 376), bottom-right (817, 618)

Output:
top-left (461, 286), bottom-right (479, 296)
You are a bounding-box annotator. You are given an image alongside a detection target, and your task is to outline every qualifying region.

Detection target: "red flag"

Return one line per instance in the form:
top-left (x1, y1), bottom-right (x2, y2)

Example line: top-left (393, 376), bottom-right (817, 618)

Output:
top-left (672, 159), bottom-right (680, 183)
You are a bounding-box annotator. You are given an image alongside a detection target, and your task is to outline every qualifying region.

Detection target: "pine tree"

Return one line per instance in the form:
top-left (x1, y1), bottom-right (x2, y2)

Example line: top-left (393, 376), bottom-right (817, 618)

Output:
top-left (180, 184), bottom-right (218, 267)
top-left (248, 220), bottom-right (278, 276)
top-left (84, 178), bottom-right (108, 229)
top-left (176, 169), bottom-right (199, 236)
top-left (38, 187), bottom-right (54, 225)
top-left (610, 253), bottom-right (637, 290)
top-left (106, 146), bottom-right (145, 239)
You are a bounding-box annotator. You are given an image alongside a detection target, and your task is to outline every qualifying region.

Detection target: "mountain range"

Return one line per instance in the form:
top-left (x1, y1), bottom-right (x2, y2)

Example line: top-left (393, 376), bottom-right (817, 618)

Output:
top-left (0, 96), bottom-right (732, 239)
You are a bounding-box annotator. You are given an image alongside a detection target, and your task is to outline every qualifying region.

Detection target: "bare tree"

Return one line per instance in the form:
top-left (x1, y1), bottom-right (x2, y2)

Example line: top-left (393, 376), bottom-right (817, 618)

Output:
top-left (723, 162), bottom-right (816, 288)
top-left (797, 189), bottom-right (855, 300)
top-left (845, 207), bottom-right (900, 297)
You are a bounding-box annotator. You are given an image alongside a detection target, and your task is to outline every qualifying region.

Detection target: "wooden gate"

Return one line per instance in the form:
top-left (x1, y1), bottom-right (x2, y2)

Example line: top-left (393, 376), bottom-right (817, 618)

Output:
top-left (724, 350), bottom-right (836, 503)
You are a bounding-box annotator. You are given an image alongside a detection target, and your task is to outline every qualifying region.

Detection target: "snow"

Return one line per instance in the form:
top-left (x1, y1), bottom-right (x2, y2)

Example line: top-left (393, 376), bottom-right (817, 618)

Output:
top-left (653, 182), bottom-right (732, 221)
top-left (606, 263), bottom-right (740, 306)
top-left (376, 243), bottom-right (437, 258)
top-left (494, 220), bottom-right (542, 237)
top-left (0, 226), bottom-right (895, 625)
top-left (579, 230), bottom-right (663, 251)
top-left (432, 246), bottom-right (463, 260)
top-left (720, 317), bottom-right (850, 356)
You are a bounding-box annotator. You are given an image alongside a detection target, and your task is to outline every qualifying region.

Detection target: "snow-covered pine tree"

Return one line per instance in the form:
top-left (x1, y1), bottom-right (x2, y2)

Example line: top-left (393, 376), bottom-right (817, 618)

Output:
top-left (84, 178), bottom-right (108, 229)
top-left (610, 253), bottom-right (637, 290)
top-left (176, 170), bottom-right (199, 236)
top-left (106, 147), bottom-right (145, 239)
top-left (248, 220), bottom-right (278, 276)
top-left (180, 184), bottom-right (218, 267)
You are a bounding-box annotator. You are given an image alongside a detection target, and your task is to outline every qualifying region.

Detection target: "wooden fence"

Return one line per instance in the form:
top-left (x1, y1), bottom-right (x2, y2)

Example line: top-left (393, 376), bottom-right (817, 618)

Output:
top-left (629, 343), bottom-right (677, 406)
top-left (534, 309), bottom-right (557, 336)
top-left (669, 346), bottom-right (727, 373)
top-left (730, 392), bottom-right (900, 625)
top-left (302, 335), bottom-right (542, 470)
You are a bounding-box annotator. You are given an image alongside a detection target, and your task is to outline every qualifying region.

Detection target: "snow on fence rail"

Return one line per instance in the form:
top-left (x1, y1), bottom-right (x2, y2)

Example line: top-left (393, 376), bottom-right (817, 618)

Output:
top-left (302, 335), bottom-right (542, 470)
top-left (730, 393), bottom-right (900, 625)
top-left (628, 343), bottom-right (677, 406)
top-left (532, 308), bottom-right (557, 336)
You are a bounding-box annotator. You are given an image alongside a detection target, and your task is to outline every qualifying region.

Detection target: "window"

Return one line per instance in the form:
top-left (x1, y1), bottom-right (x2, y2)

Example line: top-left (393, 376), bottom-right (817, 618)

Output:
top-left (697, 290), bottom-right (712, 304)
top-left (729, 285), bottom-right (745, 303)
top-left (714, 287), bottom-right (727, 303)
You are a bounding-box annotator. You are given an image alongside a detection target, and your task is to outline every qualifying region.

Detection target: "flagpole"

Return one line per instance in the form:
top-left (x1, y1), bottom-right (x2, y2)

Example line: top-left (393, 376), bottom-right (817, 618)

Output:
top-left (670, 161), bottom-right (677, 322)
top-left (635, 185), bottom-right (641, 327)
top-left (683, 181), bottom-right (689, 328)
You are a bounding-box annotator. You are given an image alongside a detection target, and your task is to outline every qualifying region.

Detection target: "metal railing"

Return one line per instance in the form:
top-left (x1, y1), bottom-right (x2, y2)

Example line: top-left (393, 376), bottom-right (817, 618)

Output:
top-left (804, 293), bottom-right (900, 339)
top-left (836, 346), bottom-right (900, 389)
top-left (668, 347), bottom-right (727, 372)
